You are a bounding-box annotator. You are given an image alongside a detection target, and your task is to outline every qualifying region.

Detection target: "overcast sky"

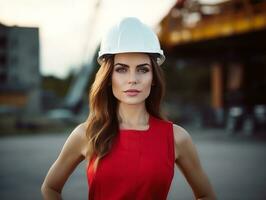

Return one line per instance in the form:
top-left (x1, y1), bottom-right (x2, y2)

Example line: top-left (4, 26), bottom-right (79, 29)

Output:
top-left (0, 0), bottom-right (225, 78)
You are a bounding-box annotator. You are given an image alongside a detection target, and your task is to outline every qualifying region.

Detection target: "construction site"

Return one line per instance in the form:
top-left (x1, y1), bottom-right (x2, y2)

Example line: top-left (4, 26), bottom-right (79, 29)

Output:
top-left (1, 0), bottom-right (265, 135)
top-left (0, 1), bottom-right (266, 199)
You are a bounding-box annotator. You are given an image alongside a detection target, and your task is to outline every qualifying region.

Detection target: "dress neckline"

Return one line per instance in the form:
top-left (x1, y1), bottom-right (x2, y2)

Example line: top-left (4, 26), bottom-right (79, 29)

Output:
top-left (119, 114), bottom-right (152, 133)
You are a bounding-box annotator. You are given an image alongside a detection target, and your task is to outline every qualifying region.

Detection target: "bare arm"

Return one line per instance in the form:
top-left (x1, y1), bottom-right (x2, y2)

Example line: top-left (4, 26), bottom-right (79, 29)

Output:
top-left (41, 123), bottom-right (88, 199)
top-left (173, 124), bottom-right (216, 200)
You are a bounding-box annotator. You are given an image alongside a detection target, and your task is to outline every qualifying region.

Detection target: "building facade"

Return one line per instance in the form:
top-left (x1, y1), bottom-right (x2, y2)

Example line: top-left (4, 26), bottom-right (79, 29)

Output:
top-left (0, 23), bottom-right (41, 114)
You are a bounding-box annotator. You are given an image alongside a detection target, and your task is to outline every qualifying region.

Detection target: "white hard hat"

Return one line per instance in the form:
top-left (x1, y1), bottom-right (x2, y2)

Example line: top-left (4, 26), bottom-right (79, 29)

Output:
top-left (98, 17), bottom-right (165, 65)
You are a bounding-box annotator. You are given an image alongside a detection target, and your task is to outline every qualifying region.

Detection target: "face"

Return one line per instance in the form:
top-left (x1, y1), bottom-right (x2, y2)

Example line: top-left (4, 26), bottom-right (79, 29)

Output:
top-left (111, 53), bottom-right (153, 105)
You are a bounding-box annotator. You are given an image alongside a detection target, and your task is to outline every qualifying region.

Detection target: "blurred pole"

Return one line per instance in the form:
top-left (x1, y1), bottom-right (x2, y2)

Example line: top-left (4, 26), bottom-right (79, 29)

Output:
top-left (211, 62), bottom-right (224, 126)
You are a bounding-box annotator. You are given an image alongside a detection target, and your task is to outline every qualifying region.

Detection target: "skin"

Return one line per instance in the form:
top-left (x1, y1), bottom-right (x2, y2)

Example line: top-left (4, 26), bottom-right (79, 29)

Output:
top-left (112, 53), bottom-right (153, 129)
top-left (41, 53), bottom-right (216, 200)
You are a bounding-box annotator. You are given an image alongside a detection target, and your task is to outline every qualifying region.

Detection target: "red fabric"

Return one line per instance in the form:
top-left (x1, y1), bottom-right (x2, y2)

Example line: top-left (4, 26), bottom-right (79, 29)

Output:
top-left (87, 115), bottom-right (175, 200)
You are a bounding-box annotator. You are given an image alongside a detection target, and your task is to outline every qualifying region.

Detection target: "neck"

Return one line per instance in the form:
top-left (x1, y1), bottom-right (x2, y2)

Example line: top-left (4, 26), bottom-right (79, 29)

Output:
top-left (117, 102), bottom-right (149, 128)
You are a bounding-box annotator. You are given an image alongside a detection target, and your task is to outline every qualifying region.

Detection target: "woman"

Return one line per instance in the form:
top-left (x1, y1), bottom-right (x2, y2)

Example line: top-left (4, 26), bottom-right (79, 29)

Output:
top-left (41, 17), bottom-right (216, 200)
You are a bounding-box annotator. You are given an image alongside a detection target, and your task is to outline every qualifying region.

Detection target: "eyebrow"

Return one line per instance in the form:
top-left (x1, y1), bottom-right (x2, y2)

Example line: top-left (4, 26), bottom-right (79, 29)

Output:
top-left (114, 63), bottom-right (151, 68)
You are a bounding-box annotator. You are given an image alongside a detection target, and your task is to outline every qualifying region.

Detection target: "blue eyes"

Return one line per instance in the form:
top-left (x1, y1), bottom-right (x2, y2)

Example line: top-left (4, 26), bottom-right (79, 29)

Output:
top-left (115, 67), bottom-right (150, 73)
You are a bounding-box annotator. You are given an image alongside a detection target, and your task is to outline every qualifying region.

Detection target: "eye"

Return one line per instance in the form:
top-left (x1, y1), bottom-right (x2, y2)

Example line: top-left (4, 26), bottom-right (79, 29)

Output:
top-left (115, 67), bottom-right (127, 73)
top-left (138, 67), bottom-right (150, 73)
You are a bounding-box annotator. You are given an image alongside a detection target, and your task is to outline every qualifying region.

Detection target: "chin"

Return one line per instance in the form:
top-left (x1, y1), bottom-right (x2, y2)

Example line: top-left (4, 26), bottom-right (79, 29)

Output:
top-left (114, 93), bottom-right (150, 105)
top-left (120, 100), bottom-right (145, 105)
top-left (117, 97), bottom-right (147, 105)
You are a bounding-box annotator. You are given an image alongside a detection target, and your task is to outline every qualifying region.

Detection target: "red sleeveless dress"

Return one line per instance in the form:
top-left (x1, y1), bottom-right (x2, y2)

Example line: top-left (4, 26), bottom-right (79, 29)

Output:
top-left (87, 115), bottom-right (175, 200)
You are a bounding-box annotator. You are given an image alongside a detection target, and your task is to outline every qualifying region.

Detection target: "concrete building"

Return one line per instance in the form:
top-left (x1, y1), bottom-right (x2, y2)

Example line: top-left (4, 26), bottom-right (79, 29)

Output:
top-left (0, 23), bottom-right (41, 115)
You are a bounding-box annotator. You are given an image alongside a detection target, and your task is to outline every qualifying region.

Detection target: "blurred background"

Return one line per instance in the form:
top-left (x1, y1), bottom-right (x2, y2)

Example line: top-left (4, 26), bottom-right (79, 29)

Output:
top-left (0, 0), bottom-right (266, 199)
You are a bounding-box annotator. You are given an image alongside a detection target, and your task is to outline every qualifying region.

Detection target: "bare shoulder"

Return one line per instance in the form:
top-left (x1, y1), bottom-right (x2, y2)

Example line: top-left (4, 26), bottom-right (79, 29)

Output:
top-left (71, 122), bottom-right (88, 140)
top-left (173, 124), bottom-right (192, 145)
top-left (172, 124), bottom-right (193, 160)
top-left (67, 122), bottom-right (89, 158)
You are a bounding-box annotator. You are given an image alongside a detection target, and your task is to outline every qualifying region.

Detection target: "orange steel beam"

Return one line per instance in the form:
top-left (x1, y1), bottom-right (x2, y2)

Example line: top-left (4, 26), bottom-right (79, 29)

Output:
top-left (159, 1), bottom-right (266, 47)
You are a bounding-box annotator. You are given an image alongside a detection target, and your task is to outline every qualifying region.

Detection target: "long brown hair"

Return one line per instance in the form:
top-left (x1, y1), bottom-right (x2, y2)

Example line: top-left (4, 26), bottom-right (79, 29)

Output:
top-left (85, 54), bottom-right (166, 170)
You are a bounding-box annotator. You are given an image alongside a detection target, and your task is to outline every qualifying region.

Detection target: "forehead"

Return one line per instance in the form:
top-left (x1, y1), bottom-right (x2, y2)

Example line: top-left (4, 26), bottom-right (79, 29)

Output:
top-left (114, 53), bottom-right (151, 65)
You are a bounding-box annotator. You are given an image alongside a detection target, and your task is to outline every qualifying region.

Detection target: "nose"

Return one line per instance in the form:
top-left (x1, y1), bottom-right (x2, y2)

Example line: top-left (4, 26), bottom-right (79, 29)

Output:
top-left (128, 71), bottom-right (138, 85)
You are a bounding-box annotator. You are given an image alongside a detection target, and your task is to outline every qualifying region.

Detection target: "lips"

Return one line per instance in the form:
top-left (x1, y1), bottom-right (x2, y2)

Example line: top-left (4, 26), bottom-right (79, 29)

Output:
top-left (124, 89), bottom-right (140, 96)
top-left (124, 89), bottom-right (140, 92)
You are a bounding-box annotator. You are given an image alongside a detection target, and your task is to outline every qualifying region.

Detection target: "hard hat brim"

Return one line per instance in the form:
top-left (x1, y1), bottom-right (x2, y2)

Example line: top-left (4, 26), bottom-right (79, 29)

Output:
top-left (97, 51), bottom-right (165, 66)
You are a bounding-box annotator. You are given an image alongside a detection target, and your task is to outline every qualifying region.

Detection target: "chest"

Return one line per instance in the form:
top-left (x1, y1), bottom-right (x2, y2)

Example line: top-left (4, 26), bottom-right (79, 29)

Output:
top-left (90, 133), bottom-right (174, 187)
